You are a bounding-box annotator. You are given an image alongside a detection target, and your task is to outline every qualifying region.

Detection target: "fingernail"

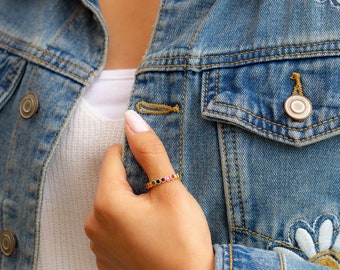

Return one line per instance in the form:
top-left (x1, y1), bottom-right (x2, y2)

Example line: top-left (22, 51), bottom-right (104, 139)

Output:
top-left (125, 110), bottom-right (150, 133)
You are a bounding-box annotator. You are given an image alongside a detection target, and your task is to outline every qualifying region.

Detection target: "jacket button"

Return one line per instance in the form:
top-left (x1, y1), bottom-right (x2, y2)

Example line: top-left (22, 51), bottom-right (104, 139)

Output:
top-left (284, 95), bottom-right (312, 121)
top-left (19, 92), bottom-right (39, 119)
top-left (0, 230), bottom-right (16, 256)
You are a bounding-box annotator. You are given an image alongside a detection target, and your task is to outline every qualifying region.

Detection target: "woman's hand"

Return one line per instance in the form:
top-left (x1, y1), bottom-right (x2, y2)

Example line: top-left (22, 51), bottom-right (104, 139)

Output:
top-left (85, 110), bottom-right (214, 270)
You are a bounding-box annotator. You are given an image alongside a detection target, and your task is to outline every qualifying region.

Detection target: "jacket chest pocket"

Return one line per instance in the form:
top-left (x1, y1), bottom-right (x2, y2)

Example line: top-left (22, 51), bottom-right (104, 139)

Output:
top-left (200, 54), bottom-right (340, 248)
top-left (201, 56), bottom-right (340, 147)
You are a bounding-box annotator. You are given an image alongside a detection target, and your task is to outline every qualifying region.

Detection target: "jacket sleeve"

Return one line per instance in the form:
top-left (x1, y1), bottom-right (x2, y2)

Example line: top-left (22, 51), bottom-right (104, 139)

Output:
top-left (213, 244), bottom-right (330, 270)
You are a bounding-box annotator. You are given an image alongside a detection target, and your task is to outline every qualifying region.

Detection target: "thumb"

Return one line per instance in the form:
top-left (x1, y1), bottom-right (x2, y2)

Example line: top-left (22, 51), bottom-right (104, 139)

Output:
top-left (124, 110), bottom-right (176, 184)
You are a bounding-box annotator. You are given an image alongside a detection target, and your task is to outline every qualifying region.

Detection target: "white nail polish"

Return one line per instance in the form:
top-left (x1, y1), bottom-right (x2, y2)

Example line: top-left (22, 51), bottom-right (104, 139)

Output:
top-left (125, 110), bottom-right (150, 133)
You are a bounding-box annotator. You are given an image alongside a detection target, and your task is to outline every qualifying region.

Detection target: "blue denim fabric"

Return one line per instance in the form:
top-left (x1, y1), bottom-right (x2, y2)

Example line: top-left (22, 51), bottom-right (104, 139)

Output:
top-left (0, 0), bottom-right (339, 269)
top-left (0, 1), bottom-right (108, 269)
top-left (214, 244), bottom-right (331, 270)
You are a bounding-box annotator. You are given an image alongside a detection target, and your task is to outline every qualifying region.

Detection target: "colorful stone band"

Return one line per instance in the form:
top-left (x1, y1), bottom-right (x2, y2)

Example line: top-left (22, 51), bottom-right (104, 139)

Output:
top-left (146, 174), bottom-right (181, 190)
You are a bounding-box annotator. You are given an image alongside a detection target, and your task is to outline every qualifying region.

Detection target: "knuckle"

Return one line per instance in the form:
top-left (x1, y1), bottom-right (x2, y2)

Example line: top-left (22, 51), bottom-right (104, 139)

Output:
top-left (148, 137), bottom-right (165, 153)
top-left (84, 217), bottom-right (96, 239)
top-left (93, 198), bottom-right (110, 220)
top-left (153, 182), bottom-right (187, 204)
top-left (89, 241), bottom-right (96, 254)
top-left (93, 193), bottom-right (126, 223)
top-left (137, 136), bottom-right (166, 156)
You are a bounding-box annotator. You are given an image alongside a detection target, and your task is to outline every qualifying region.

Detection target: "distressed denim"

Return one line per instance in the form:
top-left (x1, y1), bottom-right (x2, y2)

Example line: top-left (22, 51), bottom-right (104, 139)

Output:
top-left (0, 0), bottom-right (339, 269)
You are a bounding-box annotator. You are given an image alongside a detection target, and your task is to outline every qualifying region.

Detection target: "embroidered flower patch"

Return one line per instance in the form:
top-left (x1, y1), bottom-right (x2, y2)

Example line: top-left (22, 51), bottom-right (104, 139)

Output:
top-left (272, 215), bottom-right (340, 269)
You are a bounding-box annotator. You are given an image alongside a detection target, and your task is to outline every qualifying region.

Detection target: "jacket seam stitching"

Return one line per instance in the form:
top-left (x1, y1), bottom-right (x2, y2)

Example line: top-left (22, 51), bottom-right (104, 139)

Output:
top-left (204, 109), bottom-right (340, 143)
top-left (228, 244), bottom-right (233, 270)
top-left (0, 31), bottom-right (91, 73)
top-left (231, 126), bottom-right (246, 244)
top-left (211, 101), bottom-right (340, 132)
top-left (0, 42), bottom-right (88, 83)
top-left (204, 71), bottom-right (210, 108)
top-left (233, 225), bottom-right (340, 254)
top-left (179, 60), bottom-right (187, 176)
top-left (278, 252), bottom-right (285, 270)
top-left (147, 40), bottom-right (340, 60)
top-left (220, 125), bottom-right (236, 243)
top-left (231, 226), bottom-right (301, 250)
top-left (140, 49), bottom-right (340, 70)
top-left (203, 69), bottom-right (340, 142)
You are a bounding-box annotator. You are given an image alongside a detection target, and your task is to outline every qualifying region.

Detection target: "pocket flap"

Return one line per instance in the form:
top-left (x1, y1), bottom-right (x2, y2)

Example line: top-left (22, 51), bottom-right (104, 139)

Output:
top-left (0, 51), bottom-right (27, 111)
top-left (201, 57), bottom-right (340, 147)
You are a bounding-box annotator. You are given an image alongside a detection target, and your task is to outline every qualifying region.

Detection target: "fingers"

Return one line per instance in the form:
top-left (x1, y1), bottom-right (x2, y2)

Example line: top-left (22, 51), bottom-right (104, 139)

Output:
top-left (124, 110), bottom-right (175, 182)
top-left (97, 110), bottom-right (181, 200)
top-left (85, 111), bottom-right (215, 270)
top-left (96, 144), bottom-right (133, 203)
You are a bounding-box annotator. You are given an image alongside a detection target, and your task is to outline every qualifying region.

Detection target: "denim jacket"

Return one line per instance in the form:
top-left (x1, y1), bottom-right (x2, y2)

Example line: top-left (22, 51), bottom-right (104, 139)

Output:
top-left (0, 0), bottom-right (339, 269)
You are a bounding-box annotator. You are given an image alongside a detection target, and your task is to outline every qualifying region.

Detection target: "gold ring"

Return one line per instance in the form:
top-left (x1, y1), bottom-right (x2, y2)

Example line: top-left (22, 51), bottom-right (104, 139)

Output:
top-left (146, 174), bottom-right (181, 190)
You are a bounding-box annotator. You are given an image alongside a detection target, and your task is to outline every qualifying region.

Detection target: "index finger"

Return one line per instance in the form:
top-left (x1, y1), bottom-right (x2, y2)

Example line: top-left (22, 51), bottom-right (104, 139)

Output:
top-left (97, 144), bottom-right (133, 195)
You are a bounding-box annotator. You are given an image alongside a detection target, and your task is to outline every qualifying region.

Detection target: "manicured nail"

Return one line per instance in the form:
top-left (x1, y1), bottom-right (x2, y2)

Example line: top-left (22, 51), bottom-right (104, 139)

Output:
top-left (125, 110), bottom-right (150, 133)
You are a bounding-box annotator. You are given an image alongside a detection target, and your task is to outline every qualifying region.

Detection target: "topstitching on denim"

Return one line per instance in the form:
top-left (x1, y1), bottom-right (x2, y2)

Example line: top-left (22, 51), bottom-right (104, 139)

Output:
top-left (0, 32), bottom-right (94, 84)
top-left (137, 41), bottom-right (340, 73)
top-left (201, 65), bottom-right (340, 145)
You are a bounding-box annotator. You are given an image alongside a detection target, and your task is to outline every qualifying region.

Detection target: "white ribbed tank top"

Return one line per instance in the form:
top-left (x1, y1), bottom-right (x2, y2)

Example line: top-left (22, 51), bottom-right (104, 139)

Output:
top-left (37, 69), bottom-right (136, 269)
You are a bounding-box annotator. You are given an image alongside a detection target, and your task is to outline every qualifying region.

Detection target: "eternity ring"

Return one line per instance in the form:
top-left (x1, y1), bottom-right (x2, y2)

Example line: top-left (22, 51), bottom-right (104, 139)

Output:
top-left (146, 174), bottom-right (181, 190)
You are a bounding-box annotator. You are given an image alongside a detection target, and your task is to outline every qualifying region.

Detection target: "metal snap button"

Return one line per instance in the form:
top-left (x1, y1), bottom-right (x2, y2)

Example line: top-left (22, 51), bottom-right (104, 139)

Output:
top-left (284, 95), bottom-right (312, 121)
top-left (0, 230), bottom-right (16, 256)
top-left (19, 92), bottom-right (39, 119)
